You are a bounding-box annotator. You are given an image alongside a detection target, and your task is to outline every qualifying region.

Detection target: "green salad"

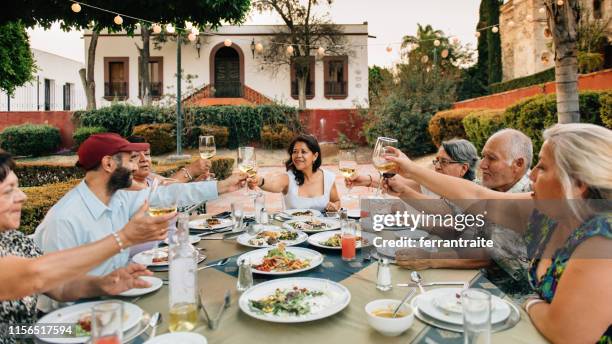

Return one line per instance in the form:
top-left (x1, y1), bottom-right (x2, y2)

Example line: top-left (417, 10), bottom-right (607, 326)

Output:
top-left (249, 287), bottom-right (324, 315)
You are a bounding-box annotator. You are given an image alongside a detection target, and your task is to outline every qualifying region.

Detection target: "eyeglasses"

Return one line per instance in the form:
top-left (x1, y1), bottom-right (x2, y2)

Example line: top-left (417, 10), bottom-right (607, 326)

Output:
top-left (432, 158), bottom-right (463, 167)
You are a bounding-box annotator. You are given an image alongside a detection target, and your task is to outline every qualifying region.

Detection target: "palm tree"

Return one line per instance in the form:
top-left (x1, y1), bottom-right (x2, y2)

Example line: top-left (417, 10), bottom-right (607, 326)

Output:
top-left (545, 0), bottom-right (581, 123)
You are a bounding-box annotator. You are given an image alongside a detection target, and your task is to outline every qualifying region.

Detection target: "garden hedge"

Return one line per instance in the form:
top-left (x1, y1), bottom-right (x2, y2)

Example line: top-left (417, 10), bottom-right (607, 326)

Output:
top-left (461, 109), bottom-right (507, 152)
top-left (15, 163), bottom-right (84, 187)
top-left (73, 126), bottom-right (107, 149)
top-left (600, 92), bottom-right (612, 129)
top-left (0, 124), bottom-right (61, 157)
top-left (73, 104), bottom-right (174, 137)
top-left (428, 108), bottom-right (482, 147)
top-left (22, 179), bottom-right (81, 235)
top-left (488, 68), bottom-right (555, 94)
top-left (132, 123), bottom-right (176, 155)
top-left (261, 124), bottom-right (294, 149)
top-left (184, 125), bottom-right (230, 149)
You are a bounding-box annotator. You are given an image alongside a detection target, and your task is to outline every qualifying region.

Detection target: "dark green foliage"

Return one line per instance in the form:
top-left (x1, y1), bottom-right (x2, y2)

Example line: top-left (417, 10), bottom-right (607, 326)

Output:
top-left (601, 93), bottom-right (612, 129)
top-left (74, 104), bottom-right (175, 137)
top-left (0, 124), bottom-right (60, 156)
top-left (14, 163), bottom-right (84, 187)
top-left (489, 68), bottom-right (555, 94)
top-left (132, 123), bottom-right (176, 155)
top-left (184, 125), bottom-right (230, 149)
top-left (462, 109), bottom-right (507, 152)
top-left (0, 21), bottom-right (36, 96)
top-left (428, 109), bottom-right (481, 146)
top-left (72, 126), bottom-right (107, 149)
top-left (261, 124), bottom-right (294, 149)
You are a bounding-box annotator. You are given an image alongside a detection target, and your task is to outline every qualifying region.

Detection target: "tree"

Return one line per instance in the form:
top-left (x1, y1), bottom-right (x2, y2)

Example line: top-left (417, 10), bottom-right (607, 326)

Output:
top-left (544, 0), bottom-right (581, 123)
top-left (253, 0), bottom-right (347, 109)
top-left (137, 23), bottom-right (152, 106)
top-left (0, 21), bottom-right (36, 96)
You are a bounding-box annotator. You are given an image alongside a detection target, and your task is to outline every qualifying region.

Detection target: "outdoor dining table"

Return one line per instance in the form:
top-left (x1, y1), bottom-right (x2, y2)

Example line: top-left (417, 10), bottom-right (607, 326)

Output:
top-left (128, 214), bottom-right (549, 344)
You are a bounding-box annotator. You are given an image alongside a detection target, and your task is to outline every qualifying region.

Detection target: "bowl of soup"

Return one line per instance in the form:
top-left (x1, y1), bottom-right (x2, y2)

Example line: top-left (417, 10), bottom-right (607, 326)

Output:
top-left (365, 299), bottom-right (414, 336)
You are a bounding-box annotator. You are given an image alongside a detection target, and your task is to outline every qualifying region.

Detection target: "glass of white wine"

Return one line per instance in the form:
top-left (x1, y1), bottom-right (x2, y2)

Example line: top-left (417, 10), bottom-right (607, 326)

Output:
top-left (338, 149), bottom-right (358, 200)
top-left (372, 137), bottom-right (399, 197)
top-left (199, 135), bottom-right (216, 159)
top-left (237, 146), bottom-right (257, 195)
top-left (148, 178), bottom-right (178, 217)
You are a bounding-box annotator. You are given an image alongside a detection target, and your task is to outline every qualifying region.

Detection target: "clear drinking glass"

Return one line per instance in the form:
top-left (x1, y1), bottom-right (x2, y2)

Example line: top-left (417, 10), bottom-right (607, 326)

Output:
top-left (231, 202), bottom-right (244, 233)
top-left (254, 193), bottom-right (265, 224)
top-left (91, 301), bottom-right (123, 344)
top-left (371, 137), bottom-right (399, 197)
top-left (237, 146), bottom-right (256, 195)
top-left (148, 180), bottom-right (178, 217)
top-left (462, 288), bottom-right (492, 344)
top-left (236, 258), bottom-right (253, 292)
top-left (341, 219), bottom-right (357, 261)
top-left (199, 135), bottom-right (216, 159)
top-left (338, 149), bottom-right (358, 200)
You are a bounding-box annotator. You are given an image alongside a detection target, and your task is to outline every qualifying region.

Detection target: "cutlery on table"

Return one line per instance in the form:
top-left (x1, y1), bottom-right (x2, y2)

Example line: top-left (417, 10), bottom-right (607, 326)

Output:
top-left (396, 282), bottom-right (468, 288)
top-left (411, 271), bottom-right (426, 294)
top-left (210, 291), bottom-right (231, 330)
top-left (148, 312), bottom-right (161, 338)
top-left (162, 258), bottom-right (231, 283)
top-left (198, 289), bottom-right (213, 328)
top-left (392, 288), bottom-right (417, 318)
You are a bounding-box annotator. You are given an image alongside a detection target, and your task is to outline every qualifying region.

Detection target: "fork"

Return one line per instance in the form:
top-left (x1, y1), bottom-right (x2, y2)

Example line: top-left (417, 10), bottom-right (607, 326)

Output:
top-left (210, 291), bottom-right (231, 330)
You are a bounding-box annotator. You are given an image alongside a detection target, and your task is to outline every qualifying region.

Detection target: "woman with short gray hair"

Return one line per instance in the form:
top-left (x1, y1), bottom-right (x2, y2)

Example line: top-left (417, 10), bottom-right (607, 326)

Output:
top-left (438, 139), bottom-right (480, 181)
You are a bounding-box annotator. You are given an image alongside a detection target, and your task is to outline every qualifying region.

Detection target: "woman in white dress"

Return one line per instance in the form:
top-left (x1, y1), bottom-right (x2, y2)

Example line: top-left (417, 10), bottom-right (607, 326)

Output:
top-left (247, 134), bottom-right (341, 212)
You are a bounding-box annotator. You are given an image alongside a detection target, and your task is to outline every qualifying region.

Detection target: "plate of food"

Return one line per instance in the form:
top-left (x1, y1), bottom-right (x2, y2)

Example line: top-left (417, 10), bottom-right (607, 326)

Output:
top-left (35, 301), bottom-right (143, 343)
top-left (282, 218), bottom-right (340, 233)
top-left (307, 230), bottom-right (376, 250)
top-left (239, 277), bottom-right (351, 323)
top-left (237, 244), bottom-right (323, 275)
top-left (188, 217), bottom-right (234, 231)
top-left (163, 235), bottom-right (201, 246)
top-left (236, 226), bottom-right (308, 248)
top-left (132, 247), bottom-right (206, 267)
top-left (281, 209), bottom-right (323, 219)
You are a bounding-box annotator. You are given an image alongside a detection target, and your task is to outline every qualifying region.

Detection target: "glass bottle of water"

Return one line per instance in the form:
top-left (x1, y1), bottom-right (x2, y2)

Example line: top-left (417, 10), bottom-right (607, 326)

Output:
top-left (168, 213), bottom-right (198, 332)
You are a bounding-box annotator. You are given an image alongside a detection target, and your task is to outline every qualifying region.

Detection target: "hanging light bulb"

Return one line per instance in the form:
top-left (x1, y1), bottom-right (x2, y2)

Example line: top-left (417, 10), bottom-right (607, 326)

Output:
top-left (188, 33), bottom-right (196, 41)
top-left (433, 39), bottom-right (441, 47)
top-left (71, 2), bottom-right (81, 13)
top-left (386, 46), bottom-right (393, 53)
top-left (492, 26), bottom-right (499, 33)
top-left (191, 27), bottom-right (199, 35)
top-left (185, 21), bottom-right (193, 30)
top-left (475, 31), bottom-right (481, 38)
top-left (224, 39), bottom-right (232, 47)
top-left (114, 15), bottom-right (123, 25)
top-left (286, 45), bottom-right (294, 54)
top-left (152, 23), bottom-right (162, 34)
top-left (441, 49), bottom-right (449, 59)
top-left (255, 42), bottom-right (264, 53)
top-left (557, 0), bottom-right (564, 5)
top-left (539, 7), bottom-right (546, 14)
top-left (166, 23), bottom-right (175, 34)
top-left (317, 47), bottom-right (325, 55)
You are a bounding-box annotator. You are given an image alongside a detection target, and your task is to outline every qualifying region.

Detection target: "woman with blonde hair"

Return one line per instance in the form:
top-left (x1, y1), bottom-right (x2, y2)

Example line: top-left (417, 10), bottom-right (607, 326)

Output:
top-left (384, 123), bottom-right (611, 343)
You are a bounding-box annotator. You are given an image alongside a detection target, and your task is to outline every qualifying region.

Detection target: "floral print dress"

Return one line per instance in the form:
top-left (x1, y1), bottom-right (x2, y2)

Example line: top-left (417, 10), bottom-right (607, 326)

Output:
top-left (0, 230), bottom-right (43, 344)
top-left (525, 211), bottom-right (612, 344)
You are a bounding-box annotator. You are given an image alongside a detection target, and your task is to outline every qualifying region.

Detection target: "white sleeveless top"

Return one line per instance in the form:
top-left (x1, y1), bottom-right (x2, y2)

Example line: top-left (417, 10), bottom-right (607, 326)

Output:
top-left (283, 169), bottom-right (336, 212)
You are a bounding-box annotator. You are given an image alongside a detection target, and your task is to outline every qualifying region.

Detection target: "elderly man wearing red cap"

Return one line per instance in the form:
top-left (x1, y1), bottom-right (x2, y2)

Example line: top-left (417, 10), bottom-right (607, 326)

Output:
top-left (33, 133), bottom-right (247, 279)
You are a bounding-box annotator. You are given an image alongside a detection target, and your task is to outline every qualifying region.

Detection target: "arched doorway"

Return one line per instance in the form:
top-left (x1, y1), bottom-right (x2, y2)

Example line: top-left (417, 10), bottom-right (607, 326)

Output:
top-left (211, 45), bottom-right (243, 97)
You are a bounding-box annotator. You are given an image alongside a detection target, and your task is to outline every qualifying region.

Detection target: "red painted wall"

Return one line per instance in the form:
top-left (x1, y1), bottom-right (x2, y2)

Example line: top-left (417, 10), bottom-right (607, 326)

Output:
top-left (0, 111), bottom-right (75, 149)
top-left (299, 109), bottom-right (366, 143)
top-left (454, 69), bottom-right (612, 109)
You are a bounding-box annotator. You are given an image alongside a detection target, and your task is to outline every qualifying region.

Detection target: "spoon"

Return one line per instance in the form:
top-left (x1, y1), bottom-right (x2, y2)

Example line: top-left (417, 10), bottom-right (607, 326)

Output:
top-left (411, 271), bottom-right (426, 294)
top-left (197, 257), bottom-right (230, 271)
top-left (392, 288), bottom-right (417, 318)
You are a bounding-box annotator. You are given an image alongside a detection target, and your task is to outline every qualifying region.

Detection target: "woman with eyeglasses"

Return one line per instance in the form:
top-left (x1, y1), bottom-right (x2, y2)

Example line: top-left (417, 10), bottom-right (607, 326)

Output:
top-left (346, 138), bottom-right (479, 197)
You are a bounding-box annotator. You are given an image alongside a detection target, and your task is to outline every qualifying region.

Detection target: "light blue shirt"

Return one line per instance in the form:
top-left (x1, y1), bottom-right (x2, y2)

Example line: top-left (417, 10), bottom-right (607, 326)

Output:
top-left (33, 180), bottom-right (218, 276)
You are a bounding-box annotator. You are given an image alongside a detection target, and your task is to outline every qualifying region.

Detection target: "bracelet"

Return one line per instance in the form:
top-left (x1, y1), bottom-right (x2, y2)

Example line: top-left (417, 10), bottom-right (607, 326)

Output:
top-left (524, 298), bottom-right (546, 313)
top-left (181, 167), bottom-right (193, 181)
top-left (111, 232), bottom-right (125, 253)
top-left (259, 177), bottom-right (265, 187)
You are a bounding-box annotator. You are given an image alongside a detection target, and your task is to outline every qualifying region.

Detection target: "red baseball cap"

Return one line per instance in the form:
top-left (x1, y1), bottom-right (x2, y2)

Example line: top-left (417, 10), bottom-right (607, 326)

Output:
top-left (77, 133), bottom-right (150, 170)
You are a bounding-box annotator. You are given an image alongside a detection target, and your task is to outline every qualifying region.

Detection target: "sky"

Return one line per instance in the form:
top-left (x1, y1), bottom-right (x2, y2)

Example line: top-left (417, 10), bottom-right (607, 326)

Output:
top-left (27, 0), bottom-right (481, 67)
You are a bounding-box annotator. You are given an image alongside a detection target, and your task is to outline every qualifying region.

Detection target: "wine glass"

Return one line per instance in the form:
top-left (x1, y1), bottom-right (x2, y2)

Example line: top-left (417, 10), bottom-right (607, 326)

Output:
top-left (372, 137), bottom-right (399, 197)
top-left (237, 146), bottom-right (257, 195)
top-left (338, 149), bottom-right (358, 200)
top-left (199, 135), bottom-right (216, 159)
top-left (148, 178), bottom-right (178, 217)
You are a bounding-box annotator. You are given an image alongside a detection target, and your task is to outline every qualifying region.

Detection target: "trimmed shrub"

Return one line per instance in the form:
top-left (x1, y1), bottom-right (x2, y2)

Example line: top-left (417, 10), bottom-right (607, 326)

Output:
top-left (73, 126), bottom-right (106, 149)
top-left (132, 123), bottom-right (175, 155)
top-left (489, 68), bottom-right (555, 94)
top-left (462, 109), bottom-right (507, 152)
top-left (261, 124), bottom-right (294, 149)
top-left (601, 93), bottom-right (612, 129)
top-left (15, 163), bottom-right (84, 187)
top-left (0, 124), bottom-right (61, 156)
top-left (74, 104), bottom-right (175, 137)
top-left (428, 108), bottom-right (481, 147)
top-left (184, 125), bottom-right (230, 149)
top-left (22, 179), bottom-right (81, 235)
top-left (210, 157), bottom-right (235, 180)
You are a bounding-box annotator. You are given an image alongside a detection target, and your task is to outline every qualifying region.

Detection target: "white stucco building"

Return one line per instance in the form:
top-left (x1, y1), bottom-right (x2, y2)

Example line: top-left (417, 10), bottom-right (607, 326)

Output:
top-left (86, 24), bottom-right (369, 110)
top-left (0, 48), bottom-right (86, 111)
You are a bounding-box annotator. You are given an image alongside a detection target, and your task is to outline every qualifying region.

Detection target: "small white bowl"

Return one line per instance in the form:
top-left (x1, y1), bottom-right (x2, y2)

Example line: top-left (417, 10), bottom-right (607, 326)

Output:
top-left (365, 299), bottom-right (415, 336)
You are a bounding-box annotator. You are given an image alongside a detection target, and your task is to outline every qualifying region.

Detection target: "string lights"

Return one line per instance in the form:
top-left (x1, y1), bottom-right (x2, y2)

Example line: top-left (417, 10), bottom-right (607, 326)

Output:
top-left (113, 15), bottom-right (123, 25)
top-left (71, 2), bottom-right (81, 12)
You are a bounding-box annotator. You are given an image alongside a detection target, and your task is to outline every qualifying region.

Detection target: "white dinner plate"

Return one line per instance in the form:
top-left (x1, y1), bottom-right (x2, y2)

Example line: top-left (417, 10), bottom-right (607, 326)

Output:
top-left (239, 277), bottom-right (351, 323)
top-left (307, 230), bottom-right (376, 250)
top-left (237, 246), bottom-right (324, 275)
top-left (163, 235), bottom-right (201, 246)
top-left (236, 226), bottom-right (308, 248)
top-left (144, 332), bottom-right (208, 344)
top-left (132, 247), bottom-right (206, 267)
top-left (282, 218), bottom-right (341, 233)
top-left (414, 288), bottom-right (511, 325)
top-left (188, 217), bottom-right (234, 231)
top-left (118, 276), bottom-right (163, 297)
top-left (283, 208), bottom-right (323, 218)
top-left (393, 229), bottom-right (429, 239)
top-left (36, 301), bottom-right (143, 343)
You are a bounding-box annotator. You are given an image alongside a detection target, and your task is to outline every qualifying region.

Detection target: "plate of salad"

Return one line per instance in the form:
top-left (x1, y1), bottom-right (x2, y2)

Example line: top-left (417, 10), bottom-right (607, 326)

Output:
top-left (307, 230), bottom-right (376, 250)
top-left (236, 226), bottom-right (308, 248)
top-left (237, 244), bottom-right (323, 275)
top-left (239, 277), bottom-right (351, 323)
